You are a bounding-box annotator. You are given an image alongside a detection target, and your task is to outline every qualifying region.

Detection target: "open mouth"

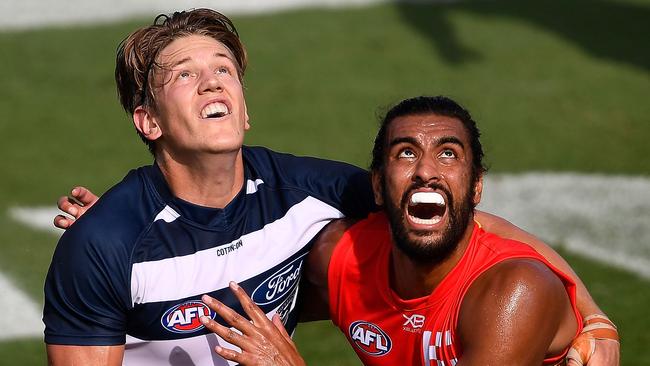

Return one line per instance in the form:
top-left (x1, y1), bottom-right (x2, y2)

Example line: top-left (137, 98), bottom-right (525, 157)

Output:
top-left (407, 191), bottom-right (446, 225)
top-left (201, 101), bottom-right (230, 119)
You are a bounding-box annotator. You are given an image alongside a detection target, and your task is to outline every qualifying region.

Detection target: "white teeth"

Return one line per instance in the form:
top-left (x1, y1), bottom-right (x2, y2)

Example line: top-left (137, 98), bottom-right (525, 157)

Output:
top-left (410, 192), bottom-right (445, 205)
top-left (201, 102), bottom-right (229, 118)
top-left (409, 215), bottom-right (442, 225)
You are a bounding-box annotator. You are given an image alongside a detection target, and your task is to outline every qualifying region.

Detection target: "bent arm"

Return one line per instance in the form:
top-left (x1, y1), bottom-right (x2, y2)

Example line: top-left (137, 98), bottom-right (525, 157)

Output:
top-left (47, 345), bottom-right (124, 366)
top-left (475, 211), bottom-right (620, 366)
top-left (475, 210), bottom-right (603, 316)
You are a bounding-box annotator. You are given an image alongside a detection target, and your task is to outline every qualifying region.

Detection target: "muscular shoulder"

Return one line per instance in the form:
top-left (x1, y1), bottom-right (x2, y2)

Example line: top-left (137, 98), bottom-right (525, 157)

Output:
top-left (465, 258), bottom-right (567, 310)
top-left (459, 258), bottom-right (577, 364)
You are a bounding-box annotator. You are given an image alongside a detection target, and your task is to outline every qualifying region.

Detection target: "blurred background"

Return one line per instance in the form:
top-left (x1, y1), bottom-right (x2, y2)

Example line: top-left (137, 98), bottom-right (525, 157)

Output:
top-left (1, 0), bottom-right (648, 364)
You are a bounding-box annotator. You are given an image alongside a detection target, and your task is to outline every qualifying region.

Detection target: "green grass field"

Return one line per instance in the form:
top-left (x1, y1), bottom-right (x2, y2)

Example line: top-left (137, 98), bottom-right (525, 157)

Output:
top-left (1, 0), bottom-right (648, 364)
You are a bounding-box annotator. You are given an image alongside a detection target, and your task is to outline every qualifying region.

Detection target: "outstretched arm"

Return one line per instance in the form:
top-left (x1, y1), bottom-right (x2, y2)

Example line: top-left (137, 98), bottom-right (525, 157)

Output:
top-left (475, 210), bottom-right (619, 365)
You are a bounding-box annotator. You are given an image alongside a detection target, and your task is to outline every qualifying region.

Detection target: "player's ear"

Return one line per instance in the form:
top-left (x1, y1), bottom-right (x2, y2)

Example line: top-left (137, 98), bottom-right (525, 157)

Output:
top-left (371, 170), bottom-right (384, 206)
top-left (133, 105), bottom-right (162, 141)
top-left (243, 102), bottom-right (250, 131)
top-left (472, 173), bottom-right (483, 207)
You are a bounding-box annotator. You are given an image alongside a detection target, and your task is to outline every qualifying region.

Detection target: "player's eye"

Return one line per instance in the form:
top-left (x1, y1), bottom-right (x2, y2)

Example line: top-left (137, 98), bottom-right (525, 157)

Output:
top-left (398, 149), bottom-right (416, 159)
top-left (178, 71), bottom-right (192, 79)
top-left (439, 149), bottom-right (456, 159)
top-left (216, 66), bottom-right (230, 75)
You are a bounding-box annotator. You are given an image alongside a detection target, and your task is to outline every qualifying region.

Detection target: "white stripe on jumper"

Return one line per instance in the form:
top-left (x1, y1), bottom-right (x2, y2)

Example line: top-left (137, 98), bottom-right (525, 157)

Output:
top-left (130, 196), bottom-right (343, 304)
top-left (153, 205), bottom-right (180, 223)
top-left (246, 178), bottom-right (264, 194)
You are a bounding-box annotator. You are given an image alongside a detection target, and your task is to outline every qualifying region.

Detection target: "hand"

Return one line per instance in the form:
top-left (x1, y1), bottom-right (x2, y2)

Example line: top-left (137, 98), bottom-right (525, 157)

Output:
top-left (54, 186), bottom-right (99, 229)
top-left (200, 282), bottom-right (306, 366)
top-left (567, 314), bottom-right (620, 366)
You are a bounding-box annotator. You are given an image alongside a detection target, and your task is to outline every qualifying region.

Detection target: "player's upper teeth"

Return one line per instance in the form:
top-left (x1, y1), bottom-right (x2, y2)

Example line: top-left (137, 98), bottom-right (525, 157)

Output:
top-left (410, 192), bottom-right (445, 205)
top-left (201, 102), bottom-right (229, 118)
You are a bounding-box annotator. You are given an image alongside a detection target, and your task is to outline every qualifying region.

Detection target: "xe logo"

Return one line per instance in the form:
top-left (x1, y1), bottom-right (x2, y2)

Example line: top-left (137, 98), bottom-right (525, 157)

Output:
top-left (161, 301), bottom-right (215, 334)
top-left (348, 320), bottom-right (392, 356)
top-left (403, 313), bottom-right (426, 328)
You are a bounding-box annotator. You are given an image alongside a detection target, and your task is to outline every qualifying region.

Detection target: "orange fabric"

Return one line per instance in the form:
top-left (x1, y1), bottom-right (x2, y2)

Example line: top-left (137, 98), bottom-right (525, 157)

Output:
top-left (328, 212), bottom-right (582, 365)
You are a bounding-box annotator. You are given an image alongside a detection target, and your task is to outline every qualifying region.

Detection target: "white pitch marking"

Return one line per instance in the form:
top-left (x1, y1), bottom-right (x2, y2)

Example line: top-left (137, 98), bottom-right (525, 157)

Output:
top-left (0, 0), bottom-right (392, 30)
top-left (478, 173), bottom-right (650, 279)
top-left (8, 206), bottom-right (64, 236)
top-left (0, 273), bottom-right (44, 340)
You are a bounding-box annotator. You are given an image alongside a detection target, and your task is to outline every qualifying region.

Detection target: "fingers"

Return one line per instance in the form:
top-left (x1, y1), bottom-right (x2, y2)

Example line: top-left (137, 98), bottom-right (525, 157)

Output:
top-left (214, 345), bottom-right (245, 364)
top-left (228, 282), bottom-right (269, 326)
top-left (272, 314), bottom-right (292, 342)
top-left (201, 294), bottom-right (255, 336)
top-left (54, 214), bottom-right (73, 229)
top-left (200, 312), bottom-right (246, 346)
top-left (71, 186), bottom-right (99, 206)
top-left (57, 196), bottom-right (80, 217)
top-left (200, 295), bottom-right (254, 364)
top-left (202, 287), bottom-right (305, 366)
top-left (54, 187), bottom-right (99, 229)
top-left (55, 195), bottom-right (82, 229)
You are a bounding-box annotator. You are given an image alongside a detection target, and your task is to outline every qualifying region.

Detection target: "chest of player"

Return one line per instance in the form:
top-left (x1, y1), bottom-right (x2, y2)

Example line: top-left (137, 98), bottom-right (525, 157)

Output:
top-left (342, 301), bottom-right (461, 366)
top-left (124, 217), bottom-right (312, 341)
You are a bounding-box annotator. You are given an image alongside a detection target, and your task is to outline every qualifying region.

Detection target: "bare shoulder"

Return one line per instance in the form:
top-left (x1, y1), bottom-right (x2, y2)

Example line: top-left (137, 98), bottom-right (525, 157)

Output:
top-left (474, 258), bottom-right (566, 296)
top-left (458, 258), bottom-right (578, 365)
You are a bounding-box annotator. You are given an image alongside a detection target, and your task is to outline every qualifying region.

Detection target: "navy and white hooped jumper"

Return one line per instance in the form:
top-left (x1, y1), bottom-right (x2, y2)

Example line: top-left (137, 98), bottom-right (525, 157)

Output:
top-left (44, 146), bottom-right (375, 366)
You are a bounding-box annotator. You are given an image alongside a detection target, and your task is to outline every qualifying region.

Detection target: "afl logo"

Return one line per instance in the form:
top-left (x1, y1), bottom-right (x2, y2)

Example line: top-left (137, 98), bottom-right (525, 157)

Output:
top-left (349, 320), bottom-right (392, 356)
top-left (161, 301), bottom-right (215, 334)
top-left (251, 254), bottom-right (306, 306)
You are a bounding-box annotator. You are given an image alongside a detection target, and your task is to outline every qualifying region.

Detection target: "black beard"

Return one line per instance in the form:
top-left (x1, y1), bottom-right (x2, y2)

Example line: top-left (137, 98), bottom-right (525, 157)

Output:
top-left (382, 179), bottom-right (474, 266)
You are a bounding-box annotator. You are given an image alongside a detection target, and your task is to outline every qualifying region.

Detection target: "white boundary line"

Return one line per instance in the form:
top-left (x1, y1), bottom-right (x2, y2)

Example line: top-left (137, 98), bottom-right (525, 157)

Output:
top-left (0, 273), bottom-right (44, 340)
top-left (0, 0), bottom-right (391, 30)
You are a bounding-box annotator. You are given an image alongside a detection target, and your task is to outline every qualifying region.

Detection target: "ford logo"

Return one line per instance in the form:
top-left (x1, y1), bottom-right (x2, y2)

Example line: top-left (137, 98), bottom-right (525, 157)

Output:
top-left (251, 254), bottom-right (306, 306)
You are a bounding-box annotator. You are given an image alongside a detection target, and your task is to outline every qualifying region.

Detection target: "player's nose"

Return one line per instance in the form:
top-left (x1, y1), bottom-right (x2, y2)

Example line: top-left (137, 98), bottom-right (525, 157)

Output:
top-left (199, 71), bottom-right (222, 94)
top-left (413, 154), bottom-right (440, 183)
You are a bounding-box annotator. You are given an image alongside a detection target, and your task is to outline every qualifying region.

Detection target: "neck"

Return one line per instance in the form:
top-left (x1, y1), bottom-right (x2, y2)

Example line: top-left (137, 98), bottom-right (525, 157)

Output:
top-left (156, 148), bottom-right (245, 209)
top-left (389, 219), bottom-right (476, 300)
